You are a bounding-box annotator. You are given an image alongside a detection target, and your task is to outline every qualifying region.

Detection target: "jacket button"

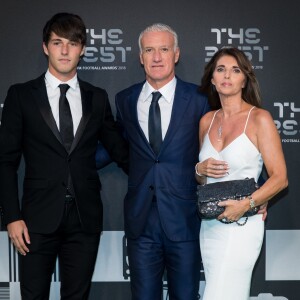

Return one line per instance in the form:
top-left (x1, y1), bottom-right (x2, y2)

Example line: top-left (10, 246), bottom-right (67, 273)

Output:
top-left (149, 185), bottom-right (154, 190)
top-left (155, 160), bottom-right (159, 163)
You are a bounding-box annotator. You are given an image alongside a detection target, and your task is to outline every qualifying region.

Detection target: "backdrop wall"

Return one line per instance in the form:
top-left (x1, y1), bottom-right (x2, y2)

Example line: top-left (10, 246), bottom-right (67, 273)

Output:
top-left (0, 1), bottom-right (299, 299)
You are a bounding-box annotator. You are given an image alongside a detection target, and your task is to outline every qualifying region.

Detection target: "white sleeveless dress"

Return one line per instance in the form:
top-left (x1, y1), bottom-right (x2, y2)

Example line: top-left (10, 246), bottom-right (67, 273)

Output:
top-left (199, 107), bottom-right (264, 300)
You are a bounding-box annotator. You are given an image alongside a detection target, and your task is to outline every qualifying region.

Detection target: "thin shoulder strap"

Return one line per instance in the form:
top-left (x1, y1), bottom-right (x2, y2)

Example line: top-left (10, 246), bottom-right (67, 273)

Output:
top-left (207, 109), bottom-right (220, 134)
top-left (243, 106), bottom-right (256, 133)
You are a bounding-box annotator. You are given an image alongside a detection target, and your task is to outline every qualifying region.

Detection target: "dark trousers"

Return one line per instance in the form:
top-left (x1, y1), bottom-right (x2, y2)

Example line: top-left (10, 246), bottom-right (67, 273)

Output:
top-left (19, 200), bottom-right (100, 300)
top-left (127, 203), bottom-right (201, 300)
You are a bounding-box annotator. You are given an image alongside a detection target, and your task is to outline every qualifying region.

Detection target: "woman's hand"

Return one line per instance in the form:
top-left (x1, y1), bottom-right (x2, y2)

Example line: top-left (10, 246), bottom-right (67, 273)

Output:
top-left (217, 199), bottom-right (249, 222)
top-left (196, 157), bottom-right (229, 178)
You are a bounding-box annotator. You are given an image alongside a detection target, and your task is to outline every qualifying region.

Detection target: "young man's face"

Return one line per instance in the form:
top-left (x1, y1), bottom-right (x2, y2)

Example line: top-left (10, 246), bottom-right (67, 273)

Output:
top-left (43, 32), bottom-right (85, 81)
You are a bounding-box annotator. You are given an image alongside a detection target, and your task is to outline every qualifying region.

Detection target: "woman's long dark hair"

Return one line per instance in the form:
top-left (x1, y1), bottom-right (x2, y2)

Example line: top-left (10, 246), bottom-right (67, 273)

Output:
top-left (199, 47), bottom-right (262, 110)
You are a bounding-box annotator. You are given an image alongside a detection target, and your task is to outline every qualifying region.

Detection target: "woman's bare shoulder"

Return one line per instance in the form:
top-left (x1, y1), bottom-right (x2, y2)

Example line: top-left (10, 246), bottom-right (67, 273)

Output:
top-left (200, 110), bottom-right (217, 125)
top-left (251, 107), bottom-right (274, 125)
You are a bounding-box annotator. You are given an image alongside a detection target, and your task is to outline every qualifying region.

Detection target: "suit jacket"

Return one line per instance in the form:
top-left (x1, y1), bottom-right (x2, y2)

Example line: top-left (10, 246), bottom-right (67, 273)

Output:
top-left (116, 78), bottom-right (210, 241)
top-left (0, 74), bottom-right (128, 234)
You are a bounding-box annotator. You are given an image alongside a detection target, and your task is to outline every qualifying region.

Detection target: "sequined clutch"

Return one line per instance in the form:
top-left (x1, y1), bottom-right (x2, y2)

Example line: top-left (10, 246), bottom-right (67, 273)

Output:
top-left (196, 178), bottom-right (259, 220)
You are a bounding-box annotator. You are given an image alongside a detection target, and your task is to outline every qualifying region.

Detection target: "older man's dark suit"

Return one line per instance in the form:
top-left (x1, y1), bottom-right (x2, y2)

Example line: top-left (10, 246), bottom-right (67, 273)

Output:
top-left (115, 78), bottom-right (210, 299)
top-left (0, 74), bottom-right (128, 298)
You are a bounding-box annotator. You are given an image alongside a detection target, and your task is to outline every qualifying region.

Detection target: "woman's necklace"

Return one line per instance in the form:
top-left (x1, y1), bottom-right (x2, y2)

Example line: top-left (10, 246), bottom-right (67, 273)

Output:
top-left (217, 111), bottom-right (223, 142)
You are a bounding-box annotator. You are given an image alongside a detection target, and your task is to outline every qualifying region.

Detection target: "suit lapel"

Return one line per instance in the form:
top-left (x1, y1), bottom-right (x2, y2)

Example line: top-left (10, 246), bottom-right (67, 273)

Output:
top-left (129, 80), bottom-right (192, 155)
top-left (32, 75), bottom-right (64, 146)
top-left (160, 79), bottom-right (191, 151)
top-left (69, 80), bottom-right (92, 154)
top-left (129, 85), bottom-right (143, 130)
top-left (129, 83), bottom-right (154, 151)
top-left (32, 75), bottom-right (93, 154)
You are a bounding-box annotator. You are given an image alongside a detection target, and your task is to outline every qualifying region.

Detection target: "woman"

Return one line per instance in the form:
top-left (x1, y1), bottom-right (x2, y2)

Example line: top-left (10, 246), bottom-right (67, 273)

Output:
top-left (195, 47), bottom-right (288, 300)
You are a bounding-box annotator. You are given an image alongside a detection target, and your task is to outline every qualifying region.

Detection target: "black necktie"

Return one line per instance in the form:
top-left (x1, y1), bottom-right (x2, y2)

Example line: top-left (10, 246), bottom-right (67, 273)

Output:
top-left (148, 91), bottom-right (162, 154)
top-left (59, 84), bottom-right (73, 151)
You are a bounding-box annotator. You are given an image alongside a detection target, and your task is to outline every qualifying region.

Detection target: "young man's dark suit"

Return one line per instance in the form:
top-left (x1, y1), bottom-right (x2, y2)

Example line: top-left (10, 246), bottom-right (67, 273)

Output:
top-left (0, 74), bottom-right (128, 298)
top-left (115, 77), bottom-right (210, 299)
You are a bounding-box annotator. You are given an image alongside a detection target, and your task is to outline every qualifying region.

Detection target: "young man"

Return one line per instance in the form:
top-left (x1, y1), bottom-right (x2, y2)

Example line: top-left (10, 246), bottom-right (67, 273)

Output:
top-left (0, 12), bottom-right (128, 299)
top-left (115, 24), bottom-right (210, 299)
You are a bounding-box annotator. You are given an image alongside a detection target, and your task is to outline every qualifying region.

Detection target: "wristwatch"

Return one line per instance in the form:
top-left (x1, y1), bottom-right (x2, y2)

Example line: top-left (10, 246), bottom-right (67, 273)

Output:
top-left (248, 195), bottom-right (256, 209)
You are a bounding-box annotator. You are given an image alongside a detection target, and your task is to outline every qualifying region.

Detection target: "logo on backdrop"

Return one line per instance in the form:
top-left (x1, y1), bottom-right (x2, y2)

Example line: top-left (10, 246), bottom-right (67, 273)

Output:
top-left (78, 28), bottom-right (132, 71)
top-left (205, 28), bottom-right (269, 69)
top-left (274, 101), bottom-right (300, 143)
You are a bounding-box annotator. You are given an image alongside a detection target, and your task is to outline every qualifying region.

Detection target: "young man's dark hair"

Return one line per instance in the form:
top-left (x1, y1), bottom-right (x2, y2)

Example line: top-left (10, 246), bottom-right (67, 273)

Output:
top-left (43, 12), bottom-right (87, 46)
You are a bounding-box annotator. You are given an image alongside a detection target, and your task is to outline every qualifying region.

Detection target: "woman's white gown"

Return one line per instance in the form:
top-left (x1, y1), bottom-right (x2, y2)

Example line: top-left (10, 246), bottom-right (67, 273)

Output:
top-left (199, 108), bottom-right (264, 300)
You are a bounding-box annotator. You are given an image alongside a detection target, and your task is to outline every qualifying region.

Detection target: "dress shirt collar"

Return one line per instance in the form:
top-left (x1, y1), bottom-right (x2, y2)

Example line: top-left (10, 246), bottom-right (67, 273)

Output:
top-left (45, 70), bottom-right (78, 90)
top-left (142, 77), bottom-right (177, 103)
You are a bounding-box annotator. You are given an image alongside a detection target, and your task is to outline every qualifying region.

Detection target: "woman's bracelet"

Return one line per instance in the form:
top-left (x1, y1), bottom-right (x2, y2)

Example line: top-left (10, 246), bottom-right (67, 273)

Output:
top-left (248, 195), bottom-right (256, 209)
top-left (195, 162), bottom-right (204, 177)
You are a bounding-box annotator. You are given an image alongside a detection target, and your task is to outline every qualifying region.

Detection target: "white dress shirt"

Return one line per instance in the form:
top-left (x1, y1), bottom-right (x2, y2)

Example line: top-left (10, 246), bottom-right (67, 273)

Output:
top-left (44, 70), bottom-right (82, 135)
top-left (137, 77), bottom-right (177, 141)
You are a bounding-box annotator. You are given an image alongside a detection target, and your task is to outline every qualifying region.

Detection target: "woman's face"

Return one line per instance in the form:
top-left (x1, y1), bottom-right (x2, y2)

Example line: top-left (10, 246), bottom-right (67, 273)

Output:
top-left (211, 55), bottom-right (246, 98)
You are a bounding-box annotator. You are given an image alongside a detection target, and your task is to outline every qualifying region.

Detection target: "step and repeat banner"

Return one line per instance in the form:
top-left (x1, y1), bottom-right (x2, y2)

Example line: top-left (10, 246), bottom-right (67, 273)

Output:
top-left (0, 1), bottom-right (299, 299)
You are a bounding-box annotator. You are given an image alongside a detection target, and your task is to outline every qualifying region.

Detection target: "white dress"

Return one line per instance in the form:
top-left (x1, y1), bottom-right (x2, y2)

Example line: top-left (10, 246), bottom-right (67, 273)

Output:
top-left (199, 107), bottom-right (264, 300)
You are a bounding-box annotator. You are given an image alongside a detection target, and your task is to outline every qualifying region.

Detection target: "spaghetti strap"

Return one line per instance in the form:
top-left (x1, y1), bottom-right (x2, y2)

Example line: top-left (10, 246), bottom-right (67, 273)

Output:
top-left (243, 106), bottom-right (256, 133)
top-left (207, 109), bottom-right (220, 134)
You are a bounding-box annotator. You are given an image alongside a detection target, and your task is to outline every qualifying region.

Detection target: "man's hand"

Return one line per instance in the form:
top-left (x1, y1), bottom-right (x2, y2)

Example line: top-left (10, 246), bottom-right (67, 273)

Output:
top-left (257, 202), bottom-right (268, 221)
top-left (7, 220), bottom-right (30, 255)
